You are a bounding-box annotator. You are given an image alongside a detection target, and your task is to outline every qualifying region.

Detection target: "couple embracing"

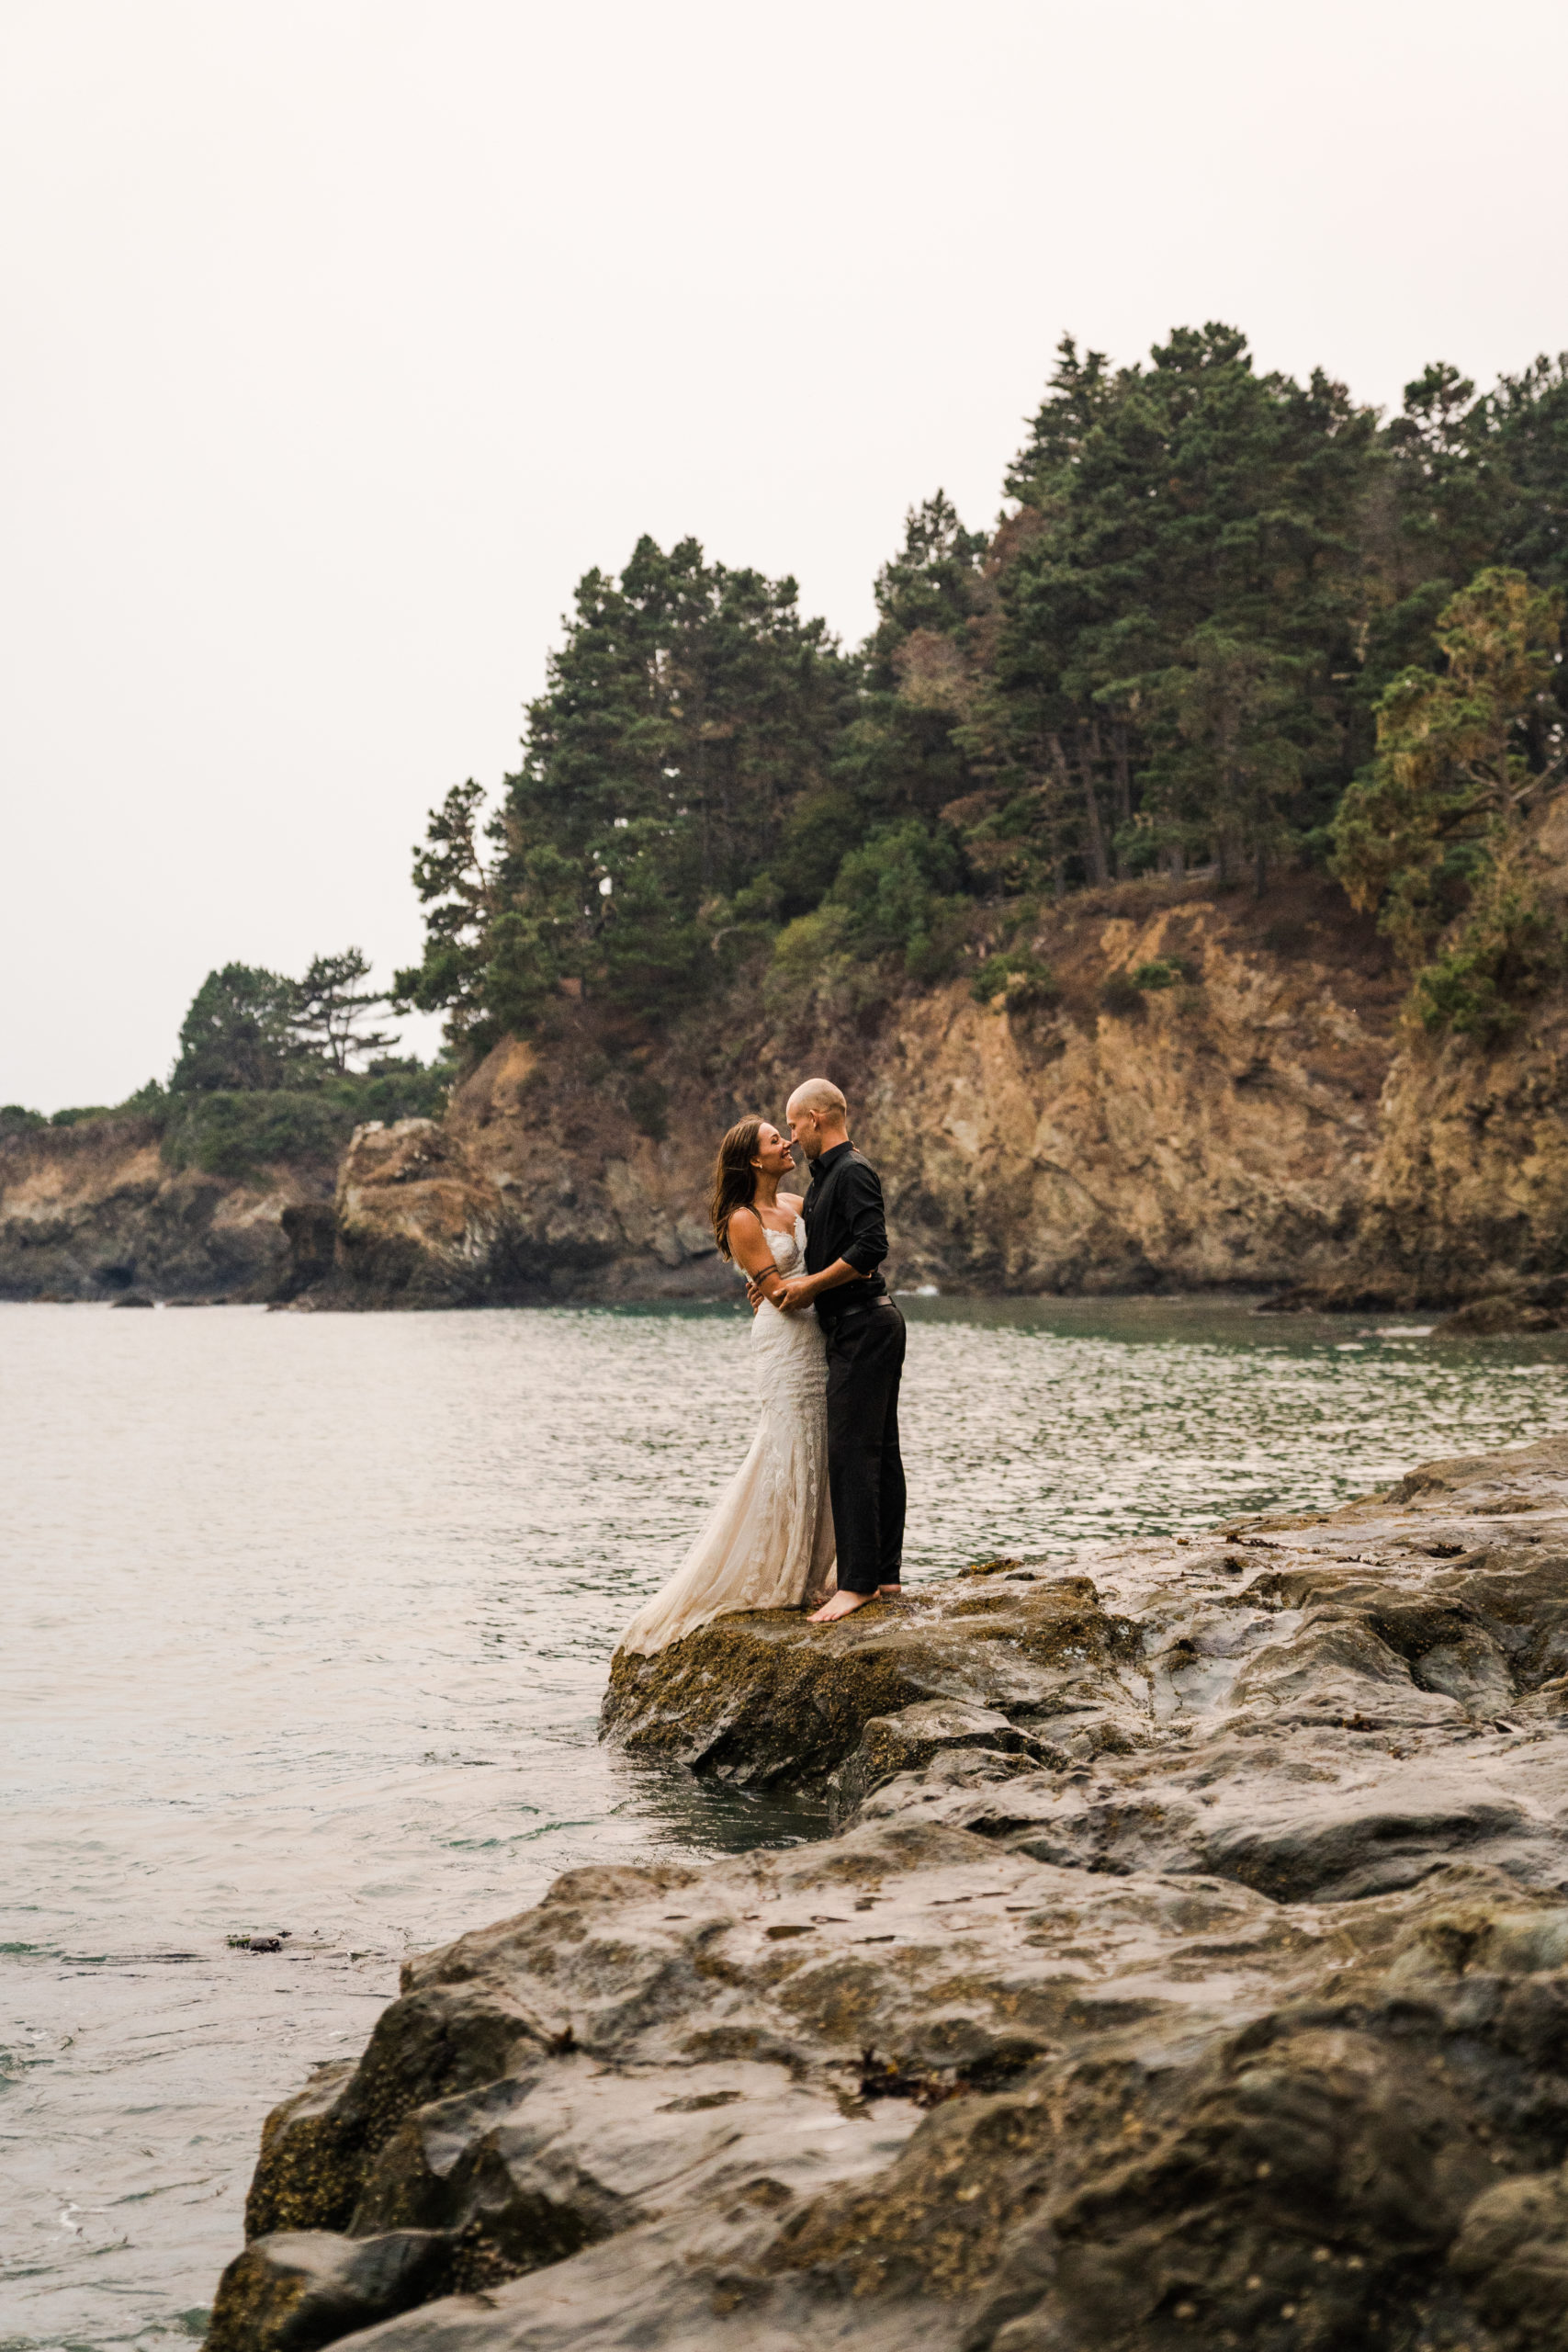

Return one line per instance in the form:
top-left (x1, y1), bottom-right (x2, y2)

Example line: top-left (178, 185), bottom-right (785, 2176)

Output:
top-left (616, 1080), bottom-right (906, 1657)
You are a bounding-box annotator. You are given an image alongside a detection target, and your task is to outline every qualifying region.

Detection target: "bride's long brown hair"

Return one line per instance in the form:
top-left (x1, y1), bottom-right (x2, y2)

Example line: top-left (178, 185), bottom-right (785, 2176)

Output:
top-left (710, 1115), bottom-right (767, 1261)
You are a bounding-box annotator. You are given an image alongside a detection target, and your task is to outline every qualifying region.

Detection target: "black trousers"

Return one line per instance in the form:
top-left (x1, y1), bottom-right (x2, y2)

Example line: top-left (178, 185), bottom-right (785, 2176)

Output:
top-left (823, 1300), bottom-right (907, 1596)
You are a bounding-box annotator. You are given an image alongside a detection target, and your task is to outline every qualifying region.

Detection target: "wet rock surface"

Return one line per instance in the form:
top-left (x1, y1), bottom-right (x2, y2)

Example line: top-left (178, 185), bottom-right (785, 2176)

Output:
top-left (213, 1438), bottom-right (1568, 2350)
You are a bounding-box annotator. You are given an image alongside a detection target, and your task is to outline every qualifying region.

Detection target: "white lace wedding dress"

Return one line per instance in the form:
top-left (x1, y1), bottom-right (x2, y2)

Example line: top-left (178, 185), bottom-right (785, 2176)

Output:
top-left (615, 1215), bottom-right (836, 1656)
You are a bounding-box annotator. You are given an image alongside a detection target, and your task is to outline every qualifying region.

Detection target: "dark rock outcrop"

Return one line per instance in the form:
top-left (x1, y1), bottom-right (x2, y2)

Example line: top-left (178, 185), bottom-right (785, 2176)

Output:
top-left (209, 1437), bottom-right (1568, 2349)
top-left (0, 1116), bottom-right (330, 1301)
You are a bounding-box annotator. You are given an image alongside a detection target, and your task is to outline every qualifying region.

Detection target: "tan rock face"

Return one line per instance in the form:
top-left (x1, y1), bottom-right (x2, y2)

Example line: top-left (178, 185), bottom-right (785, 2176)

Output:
top-left (333, 1120), bottom-right (511, 1306)
top-left (0, 1117), bottom-right (323, 1301)
top-left (843, 905), bottom-right (1388, 1292)
top-left (1359, 1001), bottom-right (1568, 1300)
top-left (322, 876), bottom-right (1432, 1305)
top-left (329, 1037), bottom-right (737, 1306)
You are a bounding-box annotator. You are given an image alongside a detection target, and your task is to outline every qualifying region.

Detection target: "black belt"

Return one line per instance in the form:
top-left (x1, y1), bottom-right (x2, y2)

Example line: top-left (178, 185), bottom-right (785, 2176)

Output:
top-left (821, 1298), bottom-right (896, 1328)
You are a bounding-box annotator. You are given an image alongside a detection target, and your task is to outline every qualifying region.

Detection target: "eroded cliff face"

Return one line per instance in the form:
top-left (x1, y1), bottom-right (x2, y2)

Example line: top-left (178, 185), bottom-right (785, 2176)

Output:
top-left (321, 876), bottom-right (1427, 1307)
top-left (17, 868), bottom-right (1567, 1311)
top-left (1356, 1001), bottom-right (1568, 1304)
top-left (0, 1118), bottom-right (331, 1302)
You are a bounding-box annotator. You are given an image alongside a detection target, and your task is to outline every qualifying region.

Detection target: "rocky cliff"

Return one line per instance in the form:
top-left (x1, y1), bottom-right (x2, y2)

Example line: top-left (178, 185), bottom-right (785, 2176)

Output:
top-left (309, 869), bottom-right (1568, 1311)
top-left (210, 1436), bottom-right (1568, 2351)
top-left (0, 1116), bottom-right (332, 1302)
top-left (12, 867), bottom-right (1568, 1311)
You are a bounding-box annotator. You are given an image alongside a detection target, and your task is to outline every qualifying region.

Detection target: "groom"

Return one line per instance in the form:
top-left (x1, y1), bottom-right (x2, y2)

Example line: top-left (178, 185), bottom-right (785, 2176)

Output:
top-left (752, 1079), bottom-right (906, 1623)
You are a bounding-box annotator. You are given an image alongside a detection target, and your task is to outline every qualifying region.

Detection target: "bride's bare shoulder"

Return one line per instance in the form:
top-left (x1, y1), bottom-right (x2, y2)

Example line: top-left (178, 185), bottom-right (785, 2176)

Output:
top-left (728, 1204), bottom-right (763, 1241)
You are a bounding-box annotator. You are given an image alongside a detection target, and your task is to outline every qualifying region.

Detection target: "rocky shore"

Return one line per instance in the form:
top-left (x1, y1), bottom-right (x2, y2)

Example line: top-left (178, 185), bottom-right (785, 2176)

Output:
top-left (210, 1436), bottom-right (1568, 2352)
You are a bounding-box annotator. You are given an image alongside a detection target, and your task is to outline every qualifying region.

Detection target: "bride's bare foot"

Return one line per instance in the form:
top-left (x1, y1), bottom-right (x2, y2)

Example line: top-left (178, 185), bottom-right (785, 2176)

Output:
top-left (807, 1589), bottom-right (876, 1623)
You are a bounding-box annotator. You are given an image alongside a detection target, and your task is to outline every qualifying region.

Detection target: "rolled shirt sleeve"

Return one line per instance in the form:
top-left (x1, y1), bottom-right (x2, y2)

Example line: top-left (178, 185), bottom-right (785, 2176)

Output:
top-left (840, 1159), bottom-right (888, 1276)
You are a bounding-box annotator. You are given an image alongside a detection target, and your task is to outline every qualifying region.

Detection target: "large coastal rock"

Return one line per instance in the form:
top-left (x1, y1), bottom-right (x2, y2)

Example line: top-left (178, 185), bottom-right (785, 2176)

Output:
top-left (0, 1116), bottom-right (326, 1301)
top-left (212, 1439), bottom-right (1568, 2350)
top-left (331, 1119), bottom-right (513, 1306)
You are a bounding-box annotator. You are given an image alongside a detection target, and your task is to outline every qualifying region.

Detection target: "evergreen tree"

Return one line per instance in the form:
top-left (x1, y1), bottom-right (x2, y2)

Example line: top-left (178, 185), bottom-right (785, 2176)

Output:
top-left (391, 778), bottom-right (502, 1053)
top-left (291, 949), bottom-right (395, 1073)
top-left (1144, 632), bottom-right (1306, 891)
top-left (834, 492), bottom-right (987, 836)
top-left (1332, 569), bottom-right (1566, 1035)
top-left (977, 324), bottom-right (1379, 888)
top-left (390, 326), bottom-right (1568, 1062)
top-left (399, 537), bottom-right (853, 1045)
top-left (171, 966), bottom-right (299, 1092)
top-left (1493, 355), bottom-right (1568, 594)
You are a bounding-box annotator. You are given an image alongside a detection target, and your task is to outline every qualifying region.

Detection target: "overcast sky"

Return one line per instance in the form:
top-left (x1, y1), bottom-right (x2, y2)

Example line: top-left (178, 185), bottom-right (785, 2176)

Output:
top-left (4, 0), bottom-right (1564, 1110)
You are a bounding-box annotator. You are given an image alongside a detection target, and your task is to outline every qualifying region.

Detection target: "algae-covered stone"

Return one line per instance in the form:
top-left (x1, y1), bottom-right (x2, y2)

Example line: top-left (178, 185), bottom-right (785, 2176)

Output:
top-left (206, 2230), bottom-right (451, 2352)
top-left (600, 1573), bottom-right (1147, 1790)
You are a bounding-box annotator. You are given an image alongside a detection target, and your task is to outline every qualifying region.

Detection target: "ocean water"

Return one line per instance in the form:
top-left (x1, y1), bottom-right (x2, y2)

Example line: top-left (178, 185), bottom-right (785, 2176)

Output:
top-left (5, 1292), bottom-right (1568, 2349)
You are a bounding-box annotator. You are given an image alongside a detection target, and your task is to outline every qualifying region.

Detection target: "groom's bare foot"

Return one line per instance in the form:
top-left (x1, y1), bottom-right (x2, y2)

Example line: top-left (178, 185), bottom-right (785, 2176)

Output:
top-left (808, 1589), bottom-right (876, 1623)
top-left (877, 1583), bottom-right (902, 1597)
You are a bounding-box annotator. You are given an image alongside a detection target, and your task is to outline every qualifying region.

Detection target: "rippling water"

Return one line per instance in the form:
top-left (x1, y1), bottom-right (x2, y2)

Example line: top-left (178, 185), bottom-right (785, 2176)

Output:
top-left (6, 1293), bottom-right (1568, 2349)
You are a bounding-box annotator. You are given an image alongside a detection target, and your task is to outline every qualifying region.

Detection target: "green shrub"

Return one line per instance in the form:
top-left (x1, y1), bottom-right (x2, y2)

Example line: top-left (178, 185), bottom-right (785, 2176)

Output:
top-left (1130, 956), bottom-right (1197, 991)
top-left (762, 904), bottom-right (859, 1027)
top-left (347, 1062), bottom-right (452, 1124)
top-left (49, 1103), bottom-right (115, 1126)
top-left (163, 1065), bottom-right (452, 1177)
top-left (970, 949), bottom-right (1058, 1008)
top-left (818, 820), bottom-right (967, 982)
top-left (164, 1091), bottom-right (355, 1176)
top-left (0, 1103), bottom-right (46, 1136)
top-left (1411, 869), bottom-right (1567, 1044)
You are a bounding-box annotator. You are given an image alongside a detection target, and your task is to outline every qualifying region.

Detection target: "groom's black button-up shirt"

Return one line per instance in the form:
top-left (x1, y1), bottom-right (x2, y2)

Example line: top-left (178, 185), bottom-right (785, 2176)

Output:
top-left (804, 1142), bottom-right (888, 1323)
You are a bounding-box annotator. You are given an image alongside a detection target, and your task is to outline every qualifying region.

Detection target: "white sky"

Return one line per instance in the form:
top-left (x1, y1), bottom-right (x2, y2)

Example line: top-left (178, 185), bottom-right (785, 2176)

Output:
top-left (3, 0), bottom-right (1565, 1110)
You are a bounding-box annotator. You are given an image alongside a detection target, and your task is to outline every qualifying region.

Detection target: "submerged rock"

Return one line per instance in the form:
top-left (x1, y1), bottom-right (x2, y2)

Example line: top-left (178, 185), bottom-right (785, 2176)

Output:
top-left (212, 1437), bottom-right (1568, 2351)
top-left (1432, 1284), bottom-right (1568, 1338)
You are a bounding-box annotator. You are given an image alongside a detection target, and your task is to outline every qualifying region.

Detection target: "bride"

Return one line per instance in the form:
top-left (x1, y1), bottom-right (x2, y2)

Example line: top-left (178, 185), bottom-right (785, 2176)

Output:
top-left (615, 1116), bottom-right (835, 1656)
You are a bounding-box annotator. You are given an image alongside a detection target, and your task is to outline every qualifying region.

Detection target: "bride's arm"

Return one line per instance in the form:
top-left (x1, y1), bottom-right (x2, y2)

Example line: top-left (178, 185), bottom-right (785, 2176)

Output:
top-left (727, 1206), bottom-right (786, 1316)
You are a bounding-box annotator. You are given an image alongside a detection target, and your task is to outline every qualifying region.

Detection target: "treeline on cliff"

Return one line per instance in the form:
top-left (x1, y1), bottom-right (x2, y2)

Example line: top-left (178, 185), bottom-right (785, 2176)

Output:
top-left (394, 322), bottom-right (1568, 1059)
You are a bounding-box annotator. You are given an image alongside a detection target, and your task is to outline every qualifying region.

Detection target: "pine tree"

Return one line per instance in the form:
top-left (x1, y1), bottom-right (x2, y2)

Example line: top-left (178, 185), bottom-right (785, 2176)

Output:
top-left (291, 950), bottom-right (395, 1073)
top-left (1332, 569), bottom-right (1566, 1039)
top-left (411, 537), bottom-right (854, 1037)
top-left (170, 967), bottom-right (299, 1092)
top-left (834, 492), bottom-right (987, 842)
top-left (1331, 568), bottom-right (1565, 968)
top-left (981, 324), bottom-right (1378, 886)
top-left (391, 780), bottom-right (507, 1056)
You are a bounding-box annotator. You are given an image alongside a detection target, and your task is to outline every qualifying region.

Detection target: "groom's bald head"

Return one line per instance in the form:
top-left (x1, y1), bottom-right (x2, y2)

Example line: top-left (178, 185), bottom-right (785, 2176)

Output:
top-left (788, 1078), bottom-right (846, 1120)
top-left (786, 1078), bottom-right (850, 1160)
